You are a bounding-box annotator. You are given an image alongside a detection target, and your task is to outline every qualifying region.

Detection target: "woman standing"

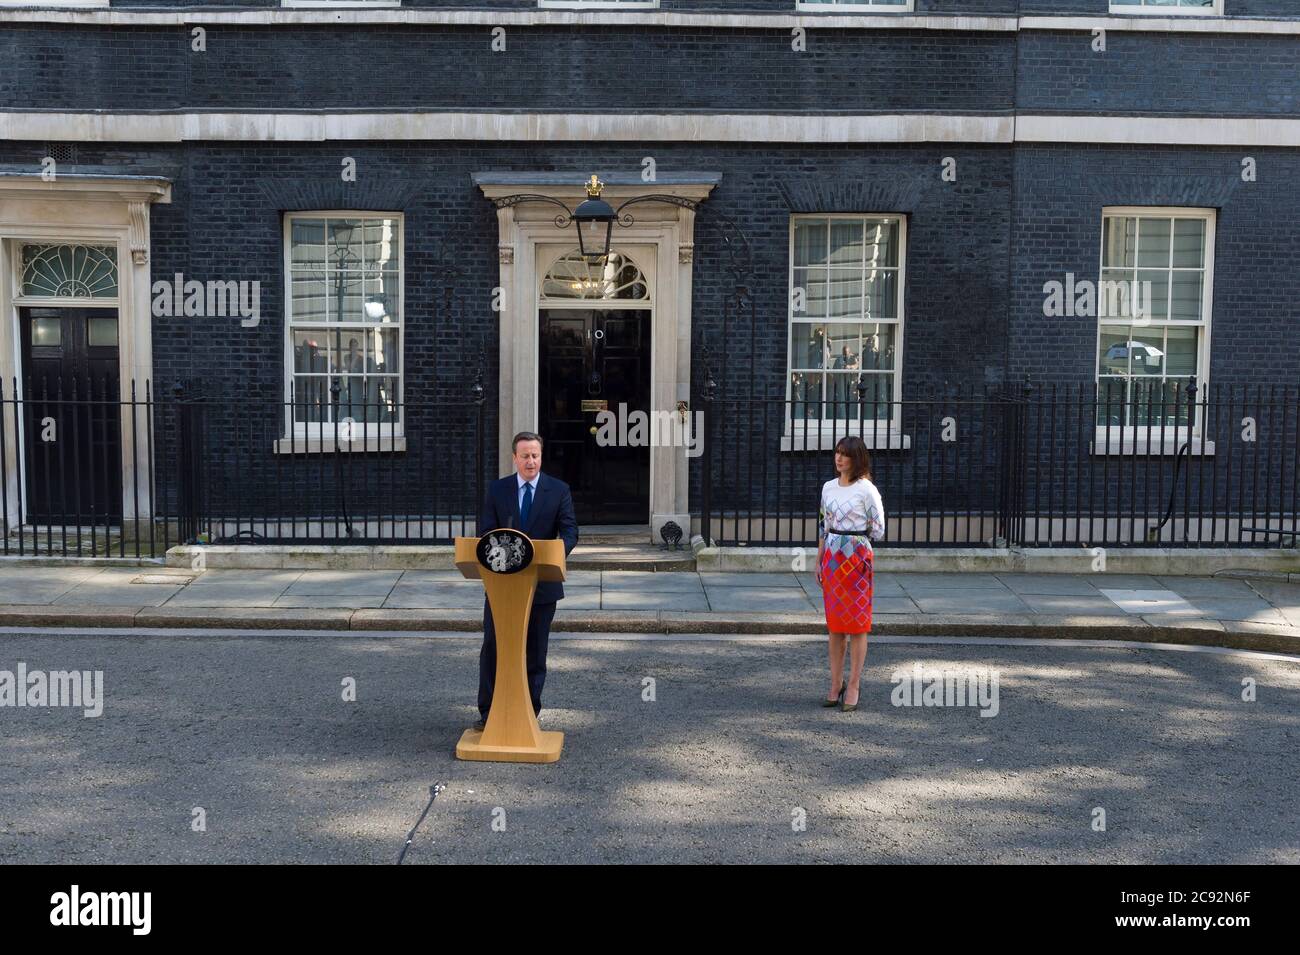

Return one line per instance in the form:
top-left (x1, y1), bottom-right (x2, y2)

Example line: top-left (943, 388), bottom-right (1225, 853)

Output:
top-left (817, 435), bottom-right (886, 712)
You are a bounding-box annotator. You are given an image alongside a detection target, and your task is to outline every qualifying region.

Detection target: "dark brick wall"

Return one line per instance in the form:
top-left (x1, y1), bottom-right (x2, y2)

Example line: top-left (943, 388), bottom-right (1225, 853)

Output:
top-left (1018, 30), bottom-right (1300, 116)
top-left (1009, 144), bottom-right (1300, 386)
top-left (3, 24), bottom-right (1014, 113)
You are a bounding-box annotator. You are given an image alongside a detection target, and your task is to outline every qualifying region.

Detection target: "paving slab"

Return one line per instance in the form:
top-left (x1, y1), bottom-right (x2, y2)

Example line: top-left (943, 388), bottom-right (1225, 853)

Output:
top-left (1100, 589), bottom-right (1200, 616)
top-left (186, 570), bottom-right (303, 588)
top-left (53, 583), bottom-right (185, 607)
top-left (705, 587), bottom-right (818, 614)
top-left (995, 573), bottom-right (1102, 596)
top-left (1018, 594), bottom-right (1131, 616)
top-left (1178, 597), bottom-right (1290, 624)
top-left (602, 590), bottom-right (710, 612)
top-left (163, 587), bottom-right (289, 608)
top-left (698, 572), bottom-right (803, 589)
top-left (602, 572), bottom-right (704, 593)
top-left (282, 570), bottom-right (403, 595)
top-left (382, 582), bottom-right (486, 610)
top-left (273, 594), bottom-right (389, 610)
top-left (1157, 576), bottom-right (1262, 598)
top-left (870, 596), bottom-right (920, 614)
top-left (894, 573), bottom-right (1012, 594)
top-left (909, 592), bottom-right (1033, 615)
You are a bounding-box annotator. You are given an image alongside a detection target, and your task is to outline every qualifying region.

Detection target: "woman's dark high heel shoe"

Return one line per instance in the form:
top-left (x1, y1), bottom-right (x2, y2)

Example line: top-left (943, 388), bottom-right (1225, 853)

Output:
top-left (822, 683), bottom-right (846, 707)
top-left (841, 687), bottom-right (859, 712)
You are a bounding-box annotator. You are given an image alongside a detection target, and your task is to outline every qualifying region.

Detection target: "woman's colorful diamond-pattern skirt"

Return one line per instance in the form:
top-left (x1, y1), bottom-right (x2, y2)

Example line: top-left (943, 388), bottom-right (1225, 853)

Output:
top-left (821, 534), bottom-right (874, 634)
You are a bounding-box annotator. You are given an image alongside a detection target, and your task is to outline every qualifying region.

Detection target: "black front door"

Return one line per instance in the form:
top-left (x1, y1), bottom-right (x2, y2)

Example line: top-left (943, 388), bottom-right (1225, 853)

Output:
top-left (538, 308), bottom-right (651, 524)
top-left (19, 307), bottom-right (123, 522)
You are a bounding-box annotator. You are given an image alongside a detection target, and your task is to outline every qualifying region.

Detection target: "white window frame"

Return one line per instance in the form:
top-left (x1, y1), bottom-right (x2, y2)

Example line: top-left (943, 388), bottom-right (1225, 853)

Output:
top-left (278, 211), bottom-right (405, 454)
top-left (784, 213), bottom-right (910, 452)
top-left (1107, 0), bottom-right (1224, 15)
top-left (538, 1), bottom-right (659, 9)
top-left (796, 1), bottom-right (915, 12)
top-left (1093, 206), bottom-right (1216, 456)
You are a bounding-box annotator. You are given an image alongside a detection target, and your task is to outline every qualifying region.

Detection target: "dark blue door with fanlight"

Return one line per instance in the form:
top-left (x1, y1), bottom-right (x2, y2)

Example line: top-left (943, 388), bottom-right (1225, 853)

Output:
top-left (19, 307), bottom-right (123, 522)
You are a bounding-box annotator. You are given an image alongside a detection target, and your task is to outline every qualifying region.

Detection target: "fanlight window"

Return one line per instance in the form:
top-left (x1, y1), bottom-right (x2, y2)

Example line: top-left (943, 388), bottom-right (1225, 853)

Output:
top-left (21, 244), bottom-right (119, 299)
top-left (540, 250), bottom-right (649, 301)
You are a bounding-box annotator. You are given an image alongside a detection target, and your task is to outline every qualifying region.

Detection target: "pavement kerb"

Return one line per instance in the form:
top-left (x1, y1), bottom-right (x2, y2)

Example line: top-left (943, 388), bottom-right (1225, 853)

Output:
top-left (1, 605), bottom-right (1298, 655)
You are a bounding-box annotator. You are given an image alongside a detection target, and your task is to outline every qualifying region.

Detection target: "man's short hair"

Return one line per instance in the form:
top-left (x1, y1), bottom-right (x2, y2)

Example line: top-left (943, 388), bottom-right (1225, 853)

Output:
top-left (512, 431), bottom-right (544, 453)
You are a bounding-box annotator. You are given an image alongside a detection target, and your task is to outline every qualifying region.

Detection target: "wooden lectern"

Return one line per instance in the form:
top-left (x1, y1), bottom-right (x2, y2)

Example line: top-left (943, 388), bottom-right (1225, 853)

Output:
top-left (454, 530), bottom-right (566, 764)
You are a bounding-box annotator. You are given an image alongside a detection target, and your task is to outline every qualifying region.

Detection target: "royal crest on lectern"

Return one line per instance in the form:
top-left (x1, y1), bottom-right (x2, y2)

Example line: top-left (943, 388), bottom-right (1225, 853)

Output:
top-left (476, 528), bottom-right (534, 574)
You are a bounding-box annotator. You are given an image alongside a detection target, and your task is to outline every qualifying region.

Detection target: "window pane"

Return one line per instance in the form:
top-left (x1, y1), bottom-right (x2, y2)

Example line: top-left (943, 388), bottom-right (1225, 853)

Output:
top-left (825, 324), bottom-right (863, 369)
top-left (361, 218), bottom-right (400, 272)
top-left (31, 316), bottom-right (61, 346)
top-left (291, 273), bottom-right (328, 323)
top-left (790, 372), bottom-right (824, 419)
top-left (1129, 332), bottom-right (1165, 377)
top-left (1165, 326), bottom-right (1198, 377)
top-left (291, 219), bottom-right (326, 267)
top-left (1170, 270), bottom-right (1203, 322)
top-left (362, 273), bottom-right (399, 322)
top-left (790, 324), bottom-right (826, 369)
top-left (293, 331), bottom-right (331, 374)
top-left (793, 220), bottom-right (828, 268)
top-left (828, 220), bottom-right (864, 266)
top-left (1136, 269), bottom-right (1169, 320)
top-left (1102, 217), bottom-right (1137, 269)
top-left (328, 277), bottom-right (364, 324)
top-left (372, 327), bottom-right (399, 373)
top-left (1099, 269), bottom-right (1137, 319)
top-left (865, 219), bottom-right (900, 269)
top-left (791, 268), bottom-right (827, 318)
top-left (1099, 326), bottom-right (1132, 376)
top-left (1171, 218), bottom-right (1206, 268)
top-left (826, 271), bottom-right (863, 318)
top-left (87, 316), bottom-right (118, 348)
top-left (293, 376), bottom-right (330, 422)
top-left (864, 271), bottom-right (898, 320)
top-left (1136, 217), bottom-right (1172, 268)
top-left (327, 219), bottom-right (363, 269)
top-left (1096, 377), bottom-right (1129, 427)
top-left (861, 324), bottom-right (896, 371)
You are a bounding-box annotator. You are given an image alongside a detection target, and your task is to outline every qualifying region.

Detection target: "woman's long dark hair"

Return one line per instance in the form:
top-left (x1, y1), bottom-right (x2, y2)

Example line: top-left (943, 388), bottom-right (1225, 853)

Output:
top-left (834, 436), bottom-right (872, 482)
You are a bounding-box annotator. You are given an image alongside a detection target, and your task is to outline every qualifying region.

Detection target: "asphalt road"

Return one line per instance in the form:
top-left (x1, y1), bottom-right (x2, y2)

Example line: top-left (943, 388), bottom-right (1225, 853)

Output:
top-left (2, 629), bottom-right (1298, 864)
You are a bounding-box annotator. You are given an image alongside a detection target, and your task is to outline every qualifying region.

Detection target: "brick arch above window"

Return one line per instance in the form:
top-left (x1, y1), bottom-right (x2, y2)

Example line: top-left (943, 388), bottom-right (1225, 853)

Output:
top-left (258, 179), bottom-right (425, 213)
top-left (776, 175), bottom-right (930, 215)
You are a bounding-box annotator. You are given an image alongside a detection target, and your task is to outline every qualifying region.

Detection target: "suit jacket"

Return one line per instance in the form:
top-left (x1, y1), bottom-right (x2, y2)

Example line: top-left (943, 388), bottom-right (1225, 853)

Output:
top-left (479, 471), bottom-right (579, 604)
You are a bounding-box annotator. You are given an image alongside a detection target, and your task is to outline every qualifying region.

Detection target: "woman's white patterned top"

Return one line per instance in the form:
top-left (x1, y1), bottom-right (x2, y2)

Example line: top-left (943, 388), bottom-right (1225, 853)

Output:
top-left (819, 477), bottom-right (886, 547)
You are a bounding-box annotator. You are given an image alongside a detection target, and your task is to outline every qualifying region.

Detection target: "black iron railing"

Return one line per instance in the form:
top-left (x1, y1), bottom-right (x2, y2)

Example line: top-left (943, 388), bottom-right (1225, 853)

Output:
top-left (0, 377), bottom-right (177, 558)
top-left (698, 379), bottom-right (1300, 549)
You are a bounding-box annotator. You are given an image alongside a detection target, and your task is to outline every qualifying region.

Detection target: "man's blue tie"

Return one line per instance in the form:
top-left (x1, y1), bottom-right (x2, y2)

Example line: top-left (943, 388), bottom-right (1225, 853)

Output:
top-left (520, 481), bottom-right (533, 529)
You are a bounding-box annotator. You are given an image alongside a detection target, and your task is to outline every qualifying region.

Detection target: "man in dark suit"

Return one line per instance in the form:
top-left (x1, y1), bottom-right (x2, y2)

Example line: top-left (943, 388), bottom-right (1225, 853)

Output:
top-left (475, 431), bottom-right (579, 730)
